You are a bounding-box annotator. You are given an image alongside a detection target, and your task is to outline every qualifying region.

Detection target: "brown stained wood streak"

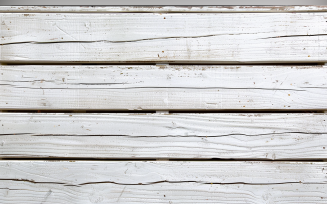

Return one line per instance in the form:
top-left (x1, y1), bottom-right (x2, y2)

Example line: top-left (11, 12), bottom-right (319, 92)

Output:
top-left (0, 113), bottom-right (326, 159)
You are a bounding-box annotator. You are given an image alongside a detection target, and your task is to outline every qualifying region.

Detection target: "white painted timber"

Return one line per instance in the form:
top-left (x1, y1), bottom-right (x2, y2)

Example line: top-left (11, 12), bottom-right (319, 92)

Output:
top-left (1, 65), bottom-right (327, 110)
top-left (1, 161), bottom-right (326, 203)
top-left (1, 181), bottom-right (326, 204)
top-left (1, 13), bottom-right (327, 63)
top-left (1, 6), bottom-right (327, 13)
top-left (1, 161), bottom-right (327, 203)
top-left (1, 113), bottom-right (326, 159)
top-left (0, 161), bottom-right (326, 184)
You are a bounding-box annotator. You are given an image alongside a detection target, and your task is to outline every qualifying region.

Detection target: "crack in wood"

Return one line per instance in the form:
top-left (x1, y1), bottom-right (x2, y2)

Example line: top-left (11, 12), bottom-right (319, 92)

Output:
top-left (0, 33), bottom-right (261, 45)
top-left (0, 179), bottom-right (321, 187)
top-left (260, 34), bottom-right (327, 39)
top-left (1, 131), bottom-right (326, 138)
top-left (3, 34), bottom-right (327, 46)
top-left (0, 85), bottom-right (309, 91)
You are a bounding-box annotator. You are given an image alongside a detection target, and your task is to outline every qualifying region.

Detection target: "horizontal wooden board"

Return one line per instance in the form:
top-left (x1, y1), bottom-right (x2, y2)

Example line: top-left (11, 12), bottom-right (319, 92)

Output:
top-left (1, 13), bottom-right (327, 63)
top-left (1, 65), bottom-right (327, 110)
top-left (1, 161), bottom-right (326, 184)
top-left (1, 6), bottom-right (327, 13)
top-left (0, 161), bottom-right (326, 203)
top-left (0, 181), bottom-right (327, 204)
top-left (1, 113), bottom-right (326, 159)
top-left (1, 181), bottom-right (326, 204)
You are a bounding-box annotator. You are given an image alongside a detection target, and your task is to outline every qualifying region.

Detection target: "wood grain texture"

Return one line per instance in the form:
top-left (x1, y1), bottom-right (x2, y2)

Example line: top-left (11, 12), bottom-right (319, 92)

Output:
top-left (1, 7), bottom-right (326, 204)
top-left (1, 113), bottom-right (326, 159)
top-left (1, 13), bottom-right (327, 63)
top-left (1, 6), bottom-right (327, 13)
top-left (0, 161), bottom-right (326, 203)
top-left (1, 182), bottom-right (326, 204)
top-left (1, 65), bottom-right (327, 110)
top-left (1, 161), bottom-right (326, 184)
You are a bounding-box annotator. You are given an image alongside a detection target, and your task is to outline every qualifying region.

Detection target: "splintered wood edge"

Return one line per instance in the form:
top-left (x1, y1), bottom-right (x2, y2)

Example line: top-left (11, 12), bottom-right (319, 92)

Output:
top-left (1, 6), bottom-right (327, 13)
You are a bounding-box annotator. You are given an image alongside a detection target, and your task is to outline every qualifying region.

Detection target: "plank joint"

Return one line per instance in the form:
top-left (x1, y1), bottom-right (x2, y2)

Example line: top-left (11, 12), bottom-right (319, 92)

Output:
top-left (156, 111), bottom-right (169, 114)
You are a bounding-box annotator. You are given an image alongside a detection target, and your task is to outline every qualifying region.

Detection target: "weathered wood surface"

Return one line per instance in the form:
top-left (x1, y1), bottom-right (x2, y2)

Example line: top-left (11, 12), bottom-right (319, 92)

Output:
top-left (1, 6), bottom-right (327, 13)
top-left (1, 65), bottom-right (327, 110)
top-left (1, 13), bottom-right (327, 63)
top-left (0, 161), bottom-right (326, 203)
top-left (1, 113), bottom-right (326, 159)
top-left (1, 6), bottom-right (326, 204)
top-left (1, 182), bottom-right (326, 204)
top-left (1, 161), bottom-right (326, 184)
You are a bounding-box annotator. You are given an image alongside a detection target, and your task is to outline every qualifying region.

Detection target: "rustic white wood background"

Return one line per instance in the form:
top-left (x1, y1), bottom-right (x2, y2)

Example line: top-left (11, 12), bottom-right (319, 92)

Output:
top-left (1, 6), bottom-right (327, 203)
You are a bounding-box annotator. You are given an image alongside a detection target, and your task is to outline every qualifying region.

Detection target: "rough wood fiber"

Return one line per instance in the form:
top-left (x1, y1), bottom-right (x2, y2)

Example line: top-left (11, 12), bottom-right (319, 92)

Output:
top-left (0, 161), bottom-right (327, 203)
top-left (1, 6), bottom-right (327, 13)
top-left (1, 5), bottom-right (326, 204)
top-left (1, 181), bottom-right (326, 204)
top-left (1, 161), bottom-right (326, 184)
top-left (1, 113), bottom-right (326, 159)
top-left (1, 65), bottom-right (327, 110)
top-left (1, 13), bottom-right (327, 63)
top-left (1, 161), bottom-right (326, 203)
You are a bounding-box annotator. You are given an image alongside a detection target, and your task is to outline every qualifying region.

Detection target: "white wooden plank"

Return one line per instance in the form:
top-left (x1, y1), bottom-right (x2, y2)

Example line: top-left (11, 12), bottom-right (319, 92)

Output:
top-left (2, 133), bottom-right (326, 159)
top-left (1, 161), bottom-right (326, 203)
top-left (1, 65), bottom-right (327, 110)
top-left (1, 113), bottom-right (326, 159)
top-left (0, 161), bottom-right (326, 184)
top-left (1, 6), bottom-right (327, 13)
top-left (1, 182), bottom-right (326, 204)
top-left (1, 13), bottom-right (327, 62)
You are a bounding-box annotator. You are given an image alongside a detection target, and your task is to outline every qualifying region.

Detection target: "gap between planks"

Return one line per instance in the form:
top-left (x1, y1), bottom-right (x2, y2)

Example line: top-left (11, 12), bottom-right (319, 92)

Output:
top-left (1, 158), bottom-right (326, 162)
top-left (1, 61), bottom-right (326, 65)
top-left (1, 6), bottom-right (327, 13)
top-left (0, 110), bottom-right (323, 113)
